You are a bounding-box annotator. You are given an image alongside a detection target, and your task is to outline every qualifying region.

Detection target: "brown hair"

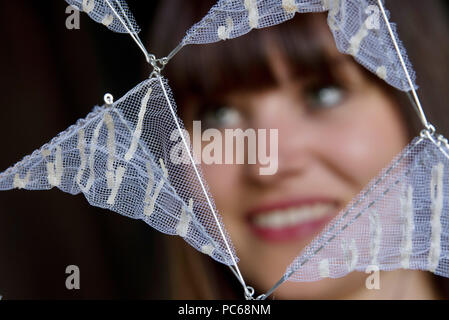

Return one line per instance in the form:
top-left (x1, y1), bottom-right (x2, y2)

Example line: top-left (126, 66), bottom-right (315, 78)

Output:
top-left (149, 0), bottom-right (449, 299)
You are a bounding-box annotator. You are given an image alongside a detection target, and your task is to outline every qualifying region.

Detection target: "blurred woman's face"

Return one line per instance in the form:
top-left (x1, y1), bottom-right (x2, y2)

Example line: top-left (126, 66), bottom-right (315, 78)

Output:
top-left (184, 20), bottom-right (411, 298)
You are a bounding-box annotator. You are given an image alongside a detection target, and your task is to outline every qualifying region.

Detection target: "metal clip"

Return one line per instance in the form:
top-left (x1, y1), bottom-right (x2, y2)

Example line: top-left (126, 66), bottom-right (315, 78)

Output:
top-left (420, 124), bottom-right (435, 140)
top-left (149, 54), bottom-right (168, 78)
top-left (104, 93), bottom-right (114, 107)
top-left (244, 286), bottom-right (255, 300)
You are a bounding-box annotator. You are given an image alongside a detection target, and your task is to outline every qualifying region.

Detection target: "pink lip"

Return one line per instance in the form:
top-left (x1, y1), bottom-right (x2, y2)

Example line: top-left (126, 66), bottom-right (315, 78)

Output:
top-left (246, 197), bottom-right (338, 243)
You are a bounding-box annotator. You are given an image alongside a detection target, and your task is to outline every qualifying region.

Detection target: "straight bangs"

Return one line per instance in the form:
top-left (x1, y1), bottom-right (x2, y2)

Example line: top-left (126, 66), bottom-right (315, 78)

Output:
top-left (161, 12), bottom-right (351, 106)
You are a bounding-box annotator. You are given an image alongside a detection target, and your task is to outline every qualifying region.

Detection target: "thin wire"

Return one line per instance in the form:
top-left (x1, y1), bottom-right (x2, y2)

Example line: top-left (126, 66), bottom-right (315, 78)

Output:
top-left (259, 275), bottom-right (286, 300)
top-left (406, 92), bottom-right (421, 120)
top-left (157, 75), bottom-right (248, 292)
top-left (114, 1), bottom-right (148, 58)
top-left (228, 265), bottom-right (246, 288)
top-left (376, 0), bottom-right (430, 130)
top-left (165, 0), bottom-right (229, 63)
top-left (104, 0), bottom-right (151, 63)
top-left (165, 42), bottom-right (184, 64)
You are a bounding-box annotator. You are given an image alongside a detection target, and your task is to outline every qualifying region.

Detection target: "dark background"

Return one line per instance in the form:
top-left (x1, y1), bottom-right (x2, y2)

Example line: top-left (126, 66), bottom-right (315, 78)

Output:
top-left (0, 0), bottom-right (448, 299)
top-left (0, 0), bottom-right (169, 299)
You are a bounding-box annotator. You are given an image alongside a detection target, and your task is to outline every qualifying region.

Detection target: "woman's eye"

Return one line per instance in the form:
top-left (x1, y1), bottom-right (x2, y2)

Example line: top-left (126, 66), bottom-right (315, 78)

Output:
top-left (202, 106), bottom-right (243, 128)
top-left (305, 85), bottom-right (345, 109)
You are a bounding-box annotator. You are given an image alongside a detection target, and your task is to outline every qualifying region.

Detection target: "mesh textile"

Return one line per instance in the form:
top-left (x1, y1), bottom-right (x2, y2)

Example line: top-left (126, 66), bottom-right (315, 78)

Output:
top-left (286, 136), bottom-right (449, 281)
top-left (181, 0), bottom-right (416, 91)
top-left (65, 0), bottom-right (141, 34)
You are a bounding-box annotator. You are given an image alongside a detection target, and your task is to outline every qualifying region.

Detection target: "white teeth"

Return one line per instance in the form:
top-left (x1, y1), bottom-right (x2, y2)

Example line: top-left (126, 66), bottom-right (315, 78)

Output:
top-left (252, 203), bottom-right (335, 229)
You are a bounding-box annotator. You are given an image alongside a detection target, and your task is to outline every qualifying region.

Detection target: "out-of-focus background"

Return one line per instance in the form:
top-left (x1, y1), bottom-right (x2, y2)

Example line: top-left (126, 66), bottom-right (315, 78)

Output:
top-left (0, 0), bottom-right (167, 299)
top-left (0, 0), bottom-right (448, 299)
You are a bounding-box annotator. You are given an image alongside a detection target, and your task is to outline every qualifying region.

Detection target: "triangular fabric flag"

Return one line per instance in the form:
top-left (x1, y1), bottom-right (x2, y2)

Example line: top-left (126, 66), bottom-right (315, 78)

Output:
top-left (285, 136), bottom-right (449, 282)
top-left (0, 77), bottom-right (237, 266)
top-left (180, 0), bottom-right (415, 91)
top-left (65, 0), bottom-right (141, 34)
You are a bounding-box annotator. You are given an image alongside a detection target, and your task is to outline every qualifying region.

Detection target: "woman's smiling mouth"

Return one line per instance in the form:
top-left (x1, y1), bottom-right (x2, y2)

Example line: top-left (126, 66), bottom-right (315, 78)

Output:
top-left (246, 198), bottom-right (338, 242)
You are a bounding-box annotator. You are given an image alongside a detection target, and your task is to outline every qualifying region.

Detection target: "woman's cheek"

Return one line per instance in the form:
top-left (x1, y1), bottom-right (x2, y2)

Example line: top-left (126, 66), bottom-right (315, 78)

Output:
top-left (202, 163), bottom-right (242, 211)
top-left (315, 94), bottom-right (409, 191)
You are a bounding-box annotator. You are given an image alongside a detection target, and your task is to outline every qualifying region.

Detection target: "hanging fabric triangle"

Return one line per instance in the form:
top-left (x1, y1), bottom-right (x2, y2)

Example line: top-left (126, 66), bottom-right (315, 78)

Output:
top-left (0, 77), bottom-right (237, 266)
top-left (284, 134), bottom-right (449, 282)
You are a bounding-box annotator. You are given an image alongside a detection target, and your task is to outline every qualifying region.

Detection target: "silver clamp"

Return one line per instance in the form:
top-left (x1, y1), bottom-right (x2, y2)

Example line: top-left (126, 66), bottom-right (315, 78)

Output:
top-left (244, 286), bottom-right (268, 300)
top-left (244, 286), bottom-right (255, 300)
top-left (420, 124), bottom-right (436, 140)
top-left (419, 124), bottom-right (449, 151)
top-left (149, 54), bottom-right (168, 78)
top-left (104, 93), bottom-right (114, 107)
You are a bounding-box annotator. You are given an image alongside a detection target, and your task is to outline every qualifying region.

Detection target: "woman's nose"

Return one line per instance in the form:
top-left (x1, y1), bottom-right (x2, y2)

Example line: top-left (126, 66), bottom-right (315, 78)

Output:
top-left (243, 91), bottom-right (315, 187)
